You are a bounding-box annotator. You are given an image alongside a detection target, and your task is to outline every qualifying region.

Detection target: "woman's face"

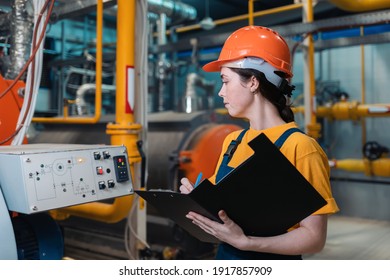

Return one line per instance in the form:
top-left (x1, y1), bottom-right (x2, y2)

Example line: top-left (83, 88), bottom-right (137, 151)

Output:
top-left (218, 67), bottom-right (255, 118)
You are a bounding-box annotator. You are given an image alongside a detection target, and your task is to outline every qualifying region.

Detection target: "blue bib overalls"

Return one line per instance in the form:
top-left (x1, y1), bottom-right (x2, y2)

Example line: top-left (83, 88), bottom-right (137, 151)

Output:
top-left (215, 127), bottom-right (303, 260)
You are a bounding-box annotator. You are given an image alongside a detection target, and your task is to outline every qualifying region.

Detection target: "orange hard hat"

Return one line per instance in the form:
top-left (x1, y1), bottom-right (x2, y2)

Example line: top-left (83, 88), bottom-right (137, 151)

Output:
top-left (202, 25), bottom-right (292, 78)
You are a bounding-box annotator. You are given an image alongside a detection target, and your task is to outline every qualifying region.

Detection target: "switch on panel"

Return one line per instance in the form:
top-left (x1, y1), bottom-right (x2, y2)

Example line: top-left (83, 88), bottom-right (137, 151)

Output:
top-left (108, 180), bottom-right (115, 188)
top-left (103, 151), bottom-right (111, 159)
top-left (94, 152), bottom-right (101, 160)
top-left (113, 155), bottom-right (130, 182)
top-left (98, 181), bottom-right (106, 190)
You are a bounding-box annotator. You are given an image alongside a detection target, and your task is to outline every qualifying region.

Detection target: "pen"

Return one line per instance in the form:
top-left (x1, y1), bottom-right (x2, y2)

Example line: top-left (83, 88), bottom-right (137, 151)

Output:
top-left (194, 172), bottom-right (203, 187)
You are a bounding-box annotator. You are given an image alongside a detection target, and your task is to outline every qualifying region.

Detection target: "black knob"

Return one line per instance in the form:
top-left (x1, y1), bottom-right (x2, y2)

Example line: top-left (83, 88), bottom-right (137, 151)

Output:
top-left (94, 152), bottom-right (101, 160)
top-left (108, 180), bottom-right (115, 188)
top-left (98, 181), bottom-right (106, 190)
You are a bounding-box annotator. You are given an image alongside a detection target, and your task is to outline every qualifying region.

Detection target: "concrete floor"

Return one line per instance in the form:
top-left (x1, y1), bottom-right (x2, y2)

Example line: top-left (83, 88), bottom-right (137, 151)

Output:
top-left (304, 215), bottom-right (390, 260)
top-left (61, 214), bottom-right (390, 260)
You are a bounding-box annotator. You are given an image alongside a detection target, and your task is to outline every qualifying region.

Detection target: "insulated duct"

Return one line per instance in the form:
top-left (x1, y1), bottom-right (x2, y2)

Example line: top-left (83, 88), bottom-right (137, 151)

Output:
top-left (148, 0), bottom-right (196, 22)
top-left (51, 0), bottom-right (196, 23)
top-left (5, 0), bottom-right (34, 80)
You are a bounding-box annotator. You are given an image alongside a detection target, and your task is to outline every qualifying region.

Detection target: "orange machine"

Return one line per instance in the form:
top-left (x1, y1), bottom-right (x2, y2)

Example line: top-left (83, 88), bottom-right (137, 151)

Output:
top-left (179, 123), bottom-right (242, 184)
top-left (0, 75), bottom-right (26, 146)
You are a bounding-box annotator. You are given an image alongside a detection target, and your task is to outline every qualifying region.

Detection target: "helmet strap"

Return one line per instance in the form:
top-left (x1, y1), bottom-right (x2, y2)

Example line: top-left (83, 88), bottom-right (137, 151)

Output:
top-left (278, 79), bottom-right (295, 98)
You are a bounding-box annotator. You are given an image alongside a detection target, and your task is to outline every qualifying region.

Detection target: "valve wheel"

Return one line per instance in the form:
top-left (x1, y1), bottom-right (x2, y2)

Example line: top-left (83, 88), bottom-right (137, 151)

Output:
top-left (363, 141), bottom-right (384, 160)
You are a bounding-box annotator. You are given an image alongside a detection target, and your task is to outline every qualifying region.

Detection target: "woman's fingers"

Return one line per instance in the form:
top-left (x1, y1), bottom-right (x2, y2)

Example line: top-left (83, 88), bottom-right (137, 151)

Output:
top-left (179, 177), bottom-right (194, 194)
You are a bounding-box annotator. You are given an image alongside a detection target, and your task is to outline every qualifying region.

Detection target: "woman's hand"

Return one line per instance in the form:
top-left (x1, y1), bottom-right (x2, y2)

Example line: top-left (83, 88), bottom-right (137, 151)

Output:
top-left (179, 177), bottom-right (194, 194)
top-left (186, 210), bottom-right (249, 250)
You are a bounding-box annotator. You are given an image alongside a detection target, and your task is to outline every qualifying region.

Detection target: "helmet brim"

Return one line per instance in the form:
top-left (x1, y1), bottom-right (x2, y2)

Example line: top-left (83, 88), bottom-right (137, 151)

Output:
top-left (202, 59), bottom-right (231, 72)
top-left (202, 60), bottom-right (220, 72)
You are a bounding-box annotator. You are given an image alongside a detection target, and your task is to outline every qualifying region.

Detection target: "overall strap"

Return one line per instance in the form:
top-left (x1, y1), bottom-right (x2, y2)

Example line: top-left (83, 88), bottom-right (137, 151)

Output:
top-left (223, 128), bottom-right (248, 164)
top-left (274, 127), bottom-right (304, 149)
top-left (216, 128), bottom-right (248, 183)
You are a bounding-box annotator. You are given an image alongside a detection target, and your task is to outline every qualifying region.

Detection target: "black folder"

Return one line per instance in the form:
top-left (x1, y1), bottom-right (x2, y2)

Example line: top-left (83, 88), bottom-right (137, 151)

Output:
top-left (136, 133), bottom-right (327, 243)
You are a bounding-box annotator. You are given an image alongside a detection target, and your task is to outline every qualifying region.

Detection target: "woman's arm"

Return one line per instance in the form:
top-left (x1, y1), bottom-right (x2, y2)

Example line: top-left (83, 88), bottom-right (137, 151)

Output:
top-left (186, 210), bottom-right (328, 255)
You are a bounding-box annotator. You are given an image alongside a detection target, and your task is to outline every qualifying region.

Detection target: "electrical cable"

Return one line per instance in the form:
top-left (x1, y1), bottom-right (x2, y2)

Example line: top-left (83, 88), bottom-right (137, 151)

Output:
top-left (12, 0), bottom-right (45, 144)
top-left (13, 0), bottom-right (43, 145)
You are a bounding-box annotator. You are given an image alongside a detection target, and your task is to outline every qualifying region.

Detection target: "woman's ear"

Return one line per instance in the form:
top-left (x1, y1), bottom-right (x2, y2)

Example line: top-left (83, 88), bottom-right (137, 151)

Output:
top-left (249, 76), bottom-right (260, 93)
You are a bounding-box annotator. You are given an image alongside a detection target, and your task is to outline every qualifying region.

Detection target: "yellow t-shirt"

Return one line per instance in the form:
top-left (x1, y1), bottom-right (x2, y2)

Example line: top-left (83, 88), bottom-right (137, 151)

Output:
top-left (209, 122), bottom-right (339, 215)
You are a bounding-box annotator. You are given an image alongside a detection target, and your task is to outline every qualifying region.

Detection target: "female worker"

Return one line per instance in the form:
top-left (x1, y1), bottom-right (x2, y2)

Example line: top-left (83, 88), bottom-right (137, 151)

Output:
top-left (179, 26), bottom-right (339, 260)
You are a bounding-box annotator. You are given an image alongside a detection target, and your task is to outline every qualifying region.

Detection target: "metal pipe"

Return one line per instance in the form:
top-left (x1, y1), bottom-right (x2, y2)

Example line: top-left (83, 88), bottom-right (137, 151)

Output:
top-left (73, 83), bottom-right (116, 116)
top-left (157, 13), bottom-right (168, 112)
top-left (50, 0), bottom-right (195, 24)
top-left (184, 73), bottom-right (214, 98)
top-left (182, 73), bottom-right (214, 113)
top-left (329, 0), bottom-right (390, 12)
top-left (50, 0), bottom-right (117, 22)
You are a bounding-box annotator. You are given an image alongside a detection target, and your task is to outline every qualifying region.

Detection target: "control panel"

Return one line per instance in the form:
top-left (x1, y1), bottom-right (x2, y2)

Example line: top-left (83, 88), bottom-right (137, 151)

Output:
top-left (0, 144), bottom-right (133, 214)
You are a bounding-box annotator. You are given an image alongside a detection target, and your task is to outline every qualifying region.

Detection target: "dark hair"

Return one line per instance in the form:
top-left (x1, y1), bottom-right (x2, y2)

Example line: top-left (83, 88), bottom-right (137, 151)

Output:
top-left (230, 68), bottom-right (295, 123)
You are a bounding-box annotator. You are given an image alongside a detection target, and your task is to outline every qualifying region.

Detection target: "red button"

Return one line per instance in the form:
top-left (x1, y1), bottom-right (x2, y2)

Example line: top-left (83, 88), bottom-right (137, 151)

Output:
top-left (96, 166), bottom-right (103, 175)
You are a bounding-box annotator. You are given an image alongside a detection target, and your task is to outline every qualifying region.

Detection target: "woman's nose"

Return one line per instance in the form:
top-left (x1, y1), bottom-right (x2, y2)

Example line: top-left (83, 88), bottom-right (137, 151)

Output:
top-left (218, 87), bottom-right (224, 97)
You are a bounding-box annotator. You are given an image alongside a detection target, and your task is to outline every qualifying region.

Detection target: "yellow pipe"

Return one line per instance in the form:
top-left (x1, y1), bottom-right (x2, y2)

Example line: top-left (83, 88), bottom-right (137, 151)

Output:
top-left (329, 159), bottom-right (365, 173)
top-left (50, 196), bottom-right (135, 223)
top-left (107, 0), bottom-right (141, 165)
top-left (51, 0), bottom-right (139, 223)
top-left (32, 1), bottom-right (103, 124)
top-left (307, 0), bottom-right (318, 136)
top-left (248, 0), bottom-right (254, 26)
top-left (174, 3), bottom-right (303, 33)
top-left (329, 0), bottom-right (390, 12)
top-left (113, 0), bottom-right (135, 126)
top-left (330, 158), bottom-right (390, 177)
top-left (293, 102), bottom-right (390, 120)
top-left (302, 0), bottom-right (321, 139)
